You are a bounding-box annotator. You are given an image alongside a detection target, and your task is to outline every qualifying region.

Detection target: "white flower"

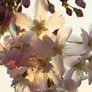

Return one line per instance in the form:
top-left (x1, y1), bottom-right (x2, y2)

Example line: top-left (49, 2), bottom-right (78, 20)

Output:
top-left (13, 0), bottom-right (65, 35)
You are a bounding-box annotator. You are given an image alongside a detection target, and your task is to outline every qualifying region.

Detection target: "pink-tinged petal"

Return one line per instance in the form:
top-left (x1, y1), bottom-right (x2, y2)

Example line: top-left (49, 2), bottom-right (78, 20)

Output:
top-left (78, 46), bottom-right (91, 60)
top-left (72, 71), bottom-right (82, 86)
top-left (52, 54), bottom-right (64, 76)
top-left (64, 56), bottom-right (80, 67)
top-left (19, 31), bottom-right (35, 44)
top-left (7, 67), bottom-right (27, 78)
top-left (87, 75), bottom-right (92, 85)
top-left (23, 79), bottom-right (38, 92)
top-left (63, 79), bottom-right (75, 89)
top-left (34, 35), bottom-right (53, 60)
top-left (20, 55), bottom-right (39, 67)
top-left (50, 69), bottom-right (62, 86)
top-left (45, 62), bottom-right (52, 73)
top-left (34, 71), bottom-right (48, 90)
top-left (2, 48), bottom-right (22, 69)
top-left (3, 35), bottom-right (11, 49)
top-left (45, 12), bottom-right (65, 30)
top-left (64, 68), bottom-right (75, 80)
top-left (32, 0), bottom-right (48, 21)
top-left (63, 43), bottom-right (85, 56)
top-left (81, 28), bottom-right (89, 46)
top-left (12, 12), bottom-right (33, 30)
top-left (57, 27), bottom-right (72, 44)
top-left (48, 85), bottom-right (56, 92)
top-left (11, 76), bottom-right (23, 87)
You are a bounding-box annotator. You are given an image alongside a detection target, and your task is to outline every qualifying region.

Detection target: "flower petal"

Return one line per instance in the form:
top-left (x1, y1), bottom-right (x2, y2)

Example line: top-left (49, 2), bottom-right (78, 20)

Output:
top-left (7, 67), bottom-right (27, 78)
top-left (50, 69), bottom-right (62, 86)
top-left (64, 56), bottom-right (80, 67)
top-left (32, 0), bottom-right (48, 21)
top-left (13, 12), bottom-right (33, 30)
top-left (63, 43), bottom-right (85, 56)
top-left (34, 71), bottom-right (48, 90)
top-left (57, 27), bottom-right (72, 44)
top-left (81, 28), bottom-right (89, 46)
top-left (52, 54), bottom-right (64, 76)
top-left (45, 12), bottom-right (65, 30)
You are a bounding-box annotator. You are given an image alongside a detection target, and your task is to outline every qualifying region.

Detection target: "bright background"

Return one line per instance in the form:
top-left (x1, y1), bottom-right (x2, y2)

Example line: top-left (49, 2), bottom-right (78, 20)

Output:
top-left (0, 0), bottom-right (92, 92)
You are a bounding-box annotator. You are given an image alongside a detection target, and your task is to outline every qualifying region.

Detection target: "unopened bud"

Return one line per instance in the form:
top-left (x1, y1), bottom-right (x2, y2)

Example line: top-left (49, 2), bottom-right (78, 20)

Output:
top-left (0, 1), bottom-right (6, 13)
top-left (75, 0), bottom-right (86, 8)
top-left (74, 8), bottom-right (83, 17)
top-left (66, 7), bottom-right (72, 16)
top-left (48, 3), bottom-right (55, 14)
top-left (22, 0), bottom-right (30, 8)
top-left (5, 7), bottom-right (13, 24)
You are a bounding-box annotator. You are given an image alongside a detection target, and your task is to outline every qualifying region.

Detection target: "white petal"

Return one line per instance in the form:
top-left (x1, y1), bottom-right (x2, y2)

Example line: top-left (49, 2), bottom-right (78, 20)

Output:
top-left (45, 12), bottom-right (65, 30)
top-left (63, 43), bottom-right (85, 56)
top-left (57, 27), bottom-right (72, 44)
top-left (50, 69), bottom-right (62, 86)
top-left (64, 68), bottom-right (75, 80)
top-left (35, 71), bottom-right (48, 90)
top-left (64, 56), bottom-right (80, 67)
top-left (32, 0), bottom-right (48, 21)
top-left (78, 46), bottom-right (91, 60)
top-left (13, 12), bottom-right (33, 30)
top-left (52, 54), bottom-right (64, 76)
top-left (81, 28), bottom-right (89, 46)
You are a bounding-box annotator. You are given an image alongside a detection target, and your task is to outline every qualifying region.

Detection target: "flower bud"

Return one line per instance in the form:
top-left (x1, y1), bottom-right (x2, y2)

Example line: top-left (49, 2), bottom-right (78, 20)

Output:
top-left (48, 3), bottom-right (55, 14)
top-left (22, 0), bottom-right (30, 8)
top-left (66, 7), bottom-right (72, 16)
top-left (74, 8), bottom-right (83, 17)
top-left (0, 1), bottom-right (6, 13)
top-left (5, 7), bottom-right (13, 24)
top-left (75, 0), bottom-right (86, 8)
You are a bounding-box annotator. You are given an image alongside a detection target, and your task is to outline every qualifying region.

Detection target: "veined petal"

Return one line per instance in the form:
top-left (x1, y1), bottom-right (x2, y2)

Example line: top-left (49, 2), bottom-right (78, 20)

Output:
top-left (34, 35), bottom-right (53, 60)
top-left (52, 54), bottom-right (64, 76)
top-left (45, 12), bottom-right (65, 30)
top-left (57, 27), bottom-right (72, 44)
top-left (12, 12), bottom-right (33, 30)
top-left (19, 31), bottom-right (35, 44)
top-left (32, 0), bottom-right (48, 21)
top-left (63, 43), bottom-right (85, 56)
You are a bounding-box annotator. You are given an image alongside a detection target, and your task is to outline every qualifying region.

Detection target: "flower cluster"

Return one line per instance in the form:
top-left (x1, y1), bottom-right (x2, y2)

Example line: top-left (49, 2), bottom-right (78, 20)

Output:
top-left (0, 0), bottom-right (92, 92)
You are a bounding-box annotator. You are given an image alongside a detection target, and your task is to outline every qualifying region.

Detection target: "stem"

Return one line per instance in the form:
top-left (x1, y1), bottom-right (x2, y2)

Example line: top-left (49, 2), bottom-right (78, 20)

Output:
top-left (8, 28), bottom-right (13, 37)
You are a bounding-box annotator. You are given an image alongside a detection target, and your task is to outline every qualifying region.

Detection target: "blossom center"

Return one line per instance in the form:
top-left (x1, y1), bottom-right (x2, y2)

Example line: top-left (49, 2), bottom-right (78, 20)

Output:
top-left (31, 19), bottom-right (48, 35)
top-left (53, 40), bottom-right (65, 56)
